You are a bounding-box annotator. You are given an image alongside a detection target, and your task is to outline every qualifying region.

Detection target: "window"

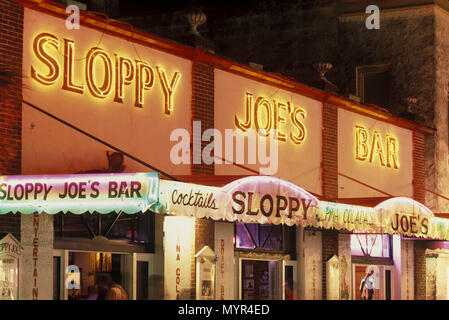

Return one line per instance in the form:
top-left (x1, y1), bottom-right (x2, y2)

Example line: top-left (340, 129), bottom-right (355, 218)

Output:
top-left (53, 211), bottom-right (154, 247)
top-left (356, 64), bottom-right (391, 110)
top-left (350, 233), bottom-right (391, 258)
top-left (235, 223), bottom-right (296, 256)
top-left (236, 223), bottom-right (282, 250)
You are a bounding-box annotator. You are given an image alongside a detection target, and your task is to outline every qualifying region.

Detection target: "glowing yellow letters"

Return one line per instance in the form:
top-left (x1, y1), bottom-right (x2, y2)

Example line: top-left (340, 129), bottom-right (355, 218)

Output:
top-left (86, 47), bottom-right (113, 98)
top-left (114, 56), bottom-right (134, 103)
top-left (355, 125), bottom-right (399, 169)
top-left (134, 61), bottom-right (154, 108)
top-left (63, 39), bottom-right (84, 94)
top-left (290, 106), bottom-right (307, 144)
top-left (273, 100), bottom-right (287, 142)
top-left (386, 135), bottom-right (400, 169)
top-left (156, 66), bottom-right (181, 115)
top-left (235, 92), bottom-right (254, 131)
top-left (235, 92), bottom-right (307, 144)
top-left (355, 125), bottom-right (369, 160)
top-left (31, 33), bottom-right (60, 85)
top-left (254, 97), bottom-right (273, 137)
top-left (30, 32), bottom-right (181, 113)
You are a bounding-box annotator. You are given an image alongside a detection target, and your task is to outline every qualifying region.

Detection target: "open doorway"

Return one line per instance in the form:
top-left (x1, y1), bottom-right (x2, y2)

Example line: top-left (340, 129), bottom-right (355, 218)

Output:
top-left (67, 251), bottom-right (128, 300)
top-left (354, 264), bottom-right (393, 300)
top-left (241, 259), bottom-right (282, 300)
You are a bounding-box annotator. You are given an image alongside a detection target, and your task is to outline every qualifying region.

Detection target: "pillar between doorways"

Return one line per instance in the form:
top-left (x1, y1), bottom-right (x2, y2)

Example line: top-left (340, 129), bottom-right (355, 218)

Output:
top-left (321, 102), bottom-right (339, 300)
top-left (190, 51), bottom-right (216, 299)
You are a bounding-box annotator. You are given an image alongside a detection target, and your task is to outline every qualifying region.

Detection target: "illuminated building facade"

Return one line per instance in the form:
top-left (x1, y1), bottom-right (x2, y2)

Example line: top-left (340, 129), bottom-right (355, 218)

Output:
top-left (121, 0), bottom-right (449, 300)
top-left (0, 0), bottom-right (446, 300)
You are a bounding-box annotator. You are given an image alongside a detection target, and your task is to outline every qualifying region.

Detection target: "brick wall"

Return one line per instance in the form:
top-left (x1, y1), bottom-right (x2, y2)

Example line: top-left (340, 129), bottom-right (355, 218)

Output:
top-left (321, 230), bottom-right (339, 300)
top-left (413, 131), bottom-right (426, 204)
top-left (434, 8), bottom-right (449, 213)
top-left (195, 218), bottom-right (215, 252)
top-left (190, 57), bottom-right (215, 299)
top-left (191, 60), bottom-right (214, 175)
top-left (414, 240), bottom-right (427, 300)
top-left (322, 102), bottom-right (338, 200)
top-left (321, 101), bottom-right (339, 300)
top-left (339, 8), bottom-right (444, 213)
top-left (412, 125), bottom-right (429, 299)
top-left (0, 0), bottom-right (23, 240)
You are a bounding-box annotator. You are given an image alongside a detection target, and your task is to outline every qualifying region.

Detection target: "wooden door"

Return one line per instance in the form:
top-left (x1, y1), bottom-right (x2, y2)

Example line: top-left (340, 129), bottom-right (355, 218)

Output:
top-left (354, 266), bottom-right (366, 300)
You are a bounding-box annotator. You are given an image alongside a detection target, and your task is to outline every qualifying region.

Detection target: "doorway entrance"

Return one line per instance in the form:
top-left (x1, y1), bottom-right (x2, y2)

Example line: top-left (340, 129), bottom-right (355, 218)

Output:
top-left (67, 251), bottom-right (126, 300)
top-left (54, 249), bottom-right (154, 300)
top-left (354, 264), bottom-right (393, 300)
top-left (240, 259), bottom-right (282, 300)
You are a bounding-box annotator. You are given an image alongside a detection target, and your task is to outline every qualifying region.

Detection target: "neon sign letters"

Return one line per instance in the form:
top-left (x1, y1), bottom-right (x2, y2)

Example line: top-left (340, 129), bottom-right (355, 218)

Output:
top-left (30, 32), bottom-right (181, 114)
top-left (355, 124), bottom-right (400, 169)
top-left (235, 92), bottom-right (307, 144)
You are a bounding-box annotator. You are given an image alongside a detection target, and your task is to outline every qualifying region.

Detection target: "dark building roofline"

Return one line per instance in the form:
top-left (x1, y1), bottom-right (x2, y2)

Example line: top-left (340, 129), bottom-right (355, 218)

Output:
top-left (340, 0), bottom-right (449, 15)
top-left (14, 0), bottom-right (434, 134)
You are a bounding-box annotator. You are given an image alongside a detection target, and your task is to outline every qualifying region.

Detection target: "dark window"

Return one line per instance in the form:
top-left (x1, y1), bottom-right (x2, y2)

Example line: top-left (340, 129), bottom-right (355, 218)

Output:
top-left (54, 211), bottom-right (155, 248)
top-left (363, 71), bottom-right (390, 109)
top-left (356, 65), bottom-right (391, 111)
top-left (236, 223), bottom-right (281, 250)
top-left (235, 223), bottom-right (258, 249)
top-left (235, 223), bottom-right (295, 256)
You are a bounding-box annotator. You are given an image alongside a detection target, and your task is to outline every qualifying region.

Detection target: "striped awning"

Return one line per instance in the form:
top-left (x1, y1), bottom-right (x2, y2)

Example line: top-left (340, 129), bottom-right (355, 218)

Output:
top-left (0, 172), bottom-right (159, 214)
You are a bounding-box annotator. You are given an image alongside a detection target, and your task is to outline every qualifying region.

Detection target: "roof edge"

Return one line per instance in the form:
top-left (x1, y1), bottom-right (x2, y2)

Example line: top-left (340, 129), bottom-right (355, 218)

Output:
top-left (14, 0), bottom-right (434, 134)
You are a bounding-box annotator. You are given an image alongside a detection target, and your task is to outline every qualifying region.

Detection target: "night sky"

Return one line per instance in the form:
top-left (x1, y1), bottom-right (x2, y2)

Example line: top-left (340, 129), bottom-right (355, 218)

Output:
top-left (75, 0), bottom-right (299, 17)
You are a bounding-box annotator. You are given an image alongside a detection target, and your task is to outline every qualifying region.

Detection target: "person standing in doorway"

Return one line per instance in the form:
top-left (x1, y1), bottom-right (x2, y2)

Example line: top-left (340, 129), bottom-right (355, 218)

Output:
top-left (359, 273), bottom-right (368, 300)
top-left (359, 269), bottom-right (375, 300)
top-left (106, 271), bottom-right (129, 300)
top-left (95, 272), bottom-right (129, 300)
top-left (364, 269), bottom-right (375, 300)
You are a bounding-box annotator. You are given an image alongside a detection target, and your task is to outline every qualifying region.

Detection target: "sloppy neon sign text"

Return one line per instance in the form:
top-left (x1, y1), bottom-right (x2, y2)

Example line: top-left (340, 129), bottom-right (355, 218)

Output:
top-left (30, 32), bottom-right (181, 114)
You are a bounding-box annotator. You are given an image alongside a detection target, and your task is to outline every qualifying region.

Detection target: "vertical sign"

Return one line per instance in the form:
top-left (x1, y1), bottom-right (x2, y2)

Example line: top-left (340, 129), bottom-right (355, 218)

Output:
top-left (338, 234), bottom-right (352, 300)
top-left (214, 222), bottom-right (234, 299)
top-left (303, 230), bottom-right (322, 300)
top-left (0, 234), bottom-right (22, 300)
top-left (32, 213), bottom-right (39, 299)
top-left (326, 255), bottom-right (340, 300)
top-left (20, 213), bottom-right (53, 300)
top-left (401, 241), bottom-right (414, 300)
top-left (312, 258), bottom-right (317, 300)
top-left (164, 216), bottom-right (194, 300)
top-left (405, 243), bottom-right (409, 299)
